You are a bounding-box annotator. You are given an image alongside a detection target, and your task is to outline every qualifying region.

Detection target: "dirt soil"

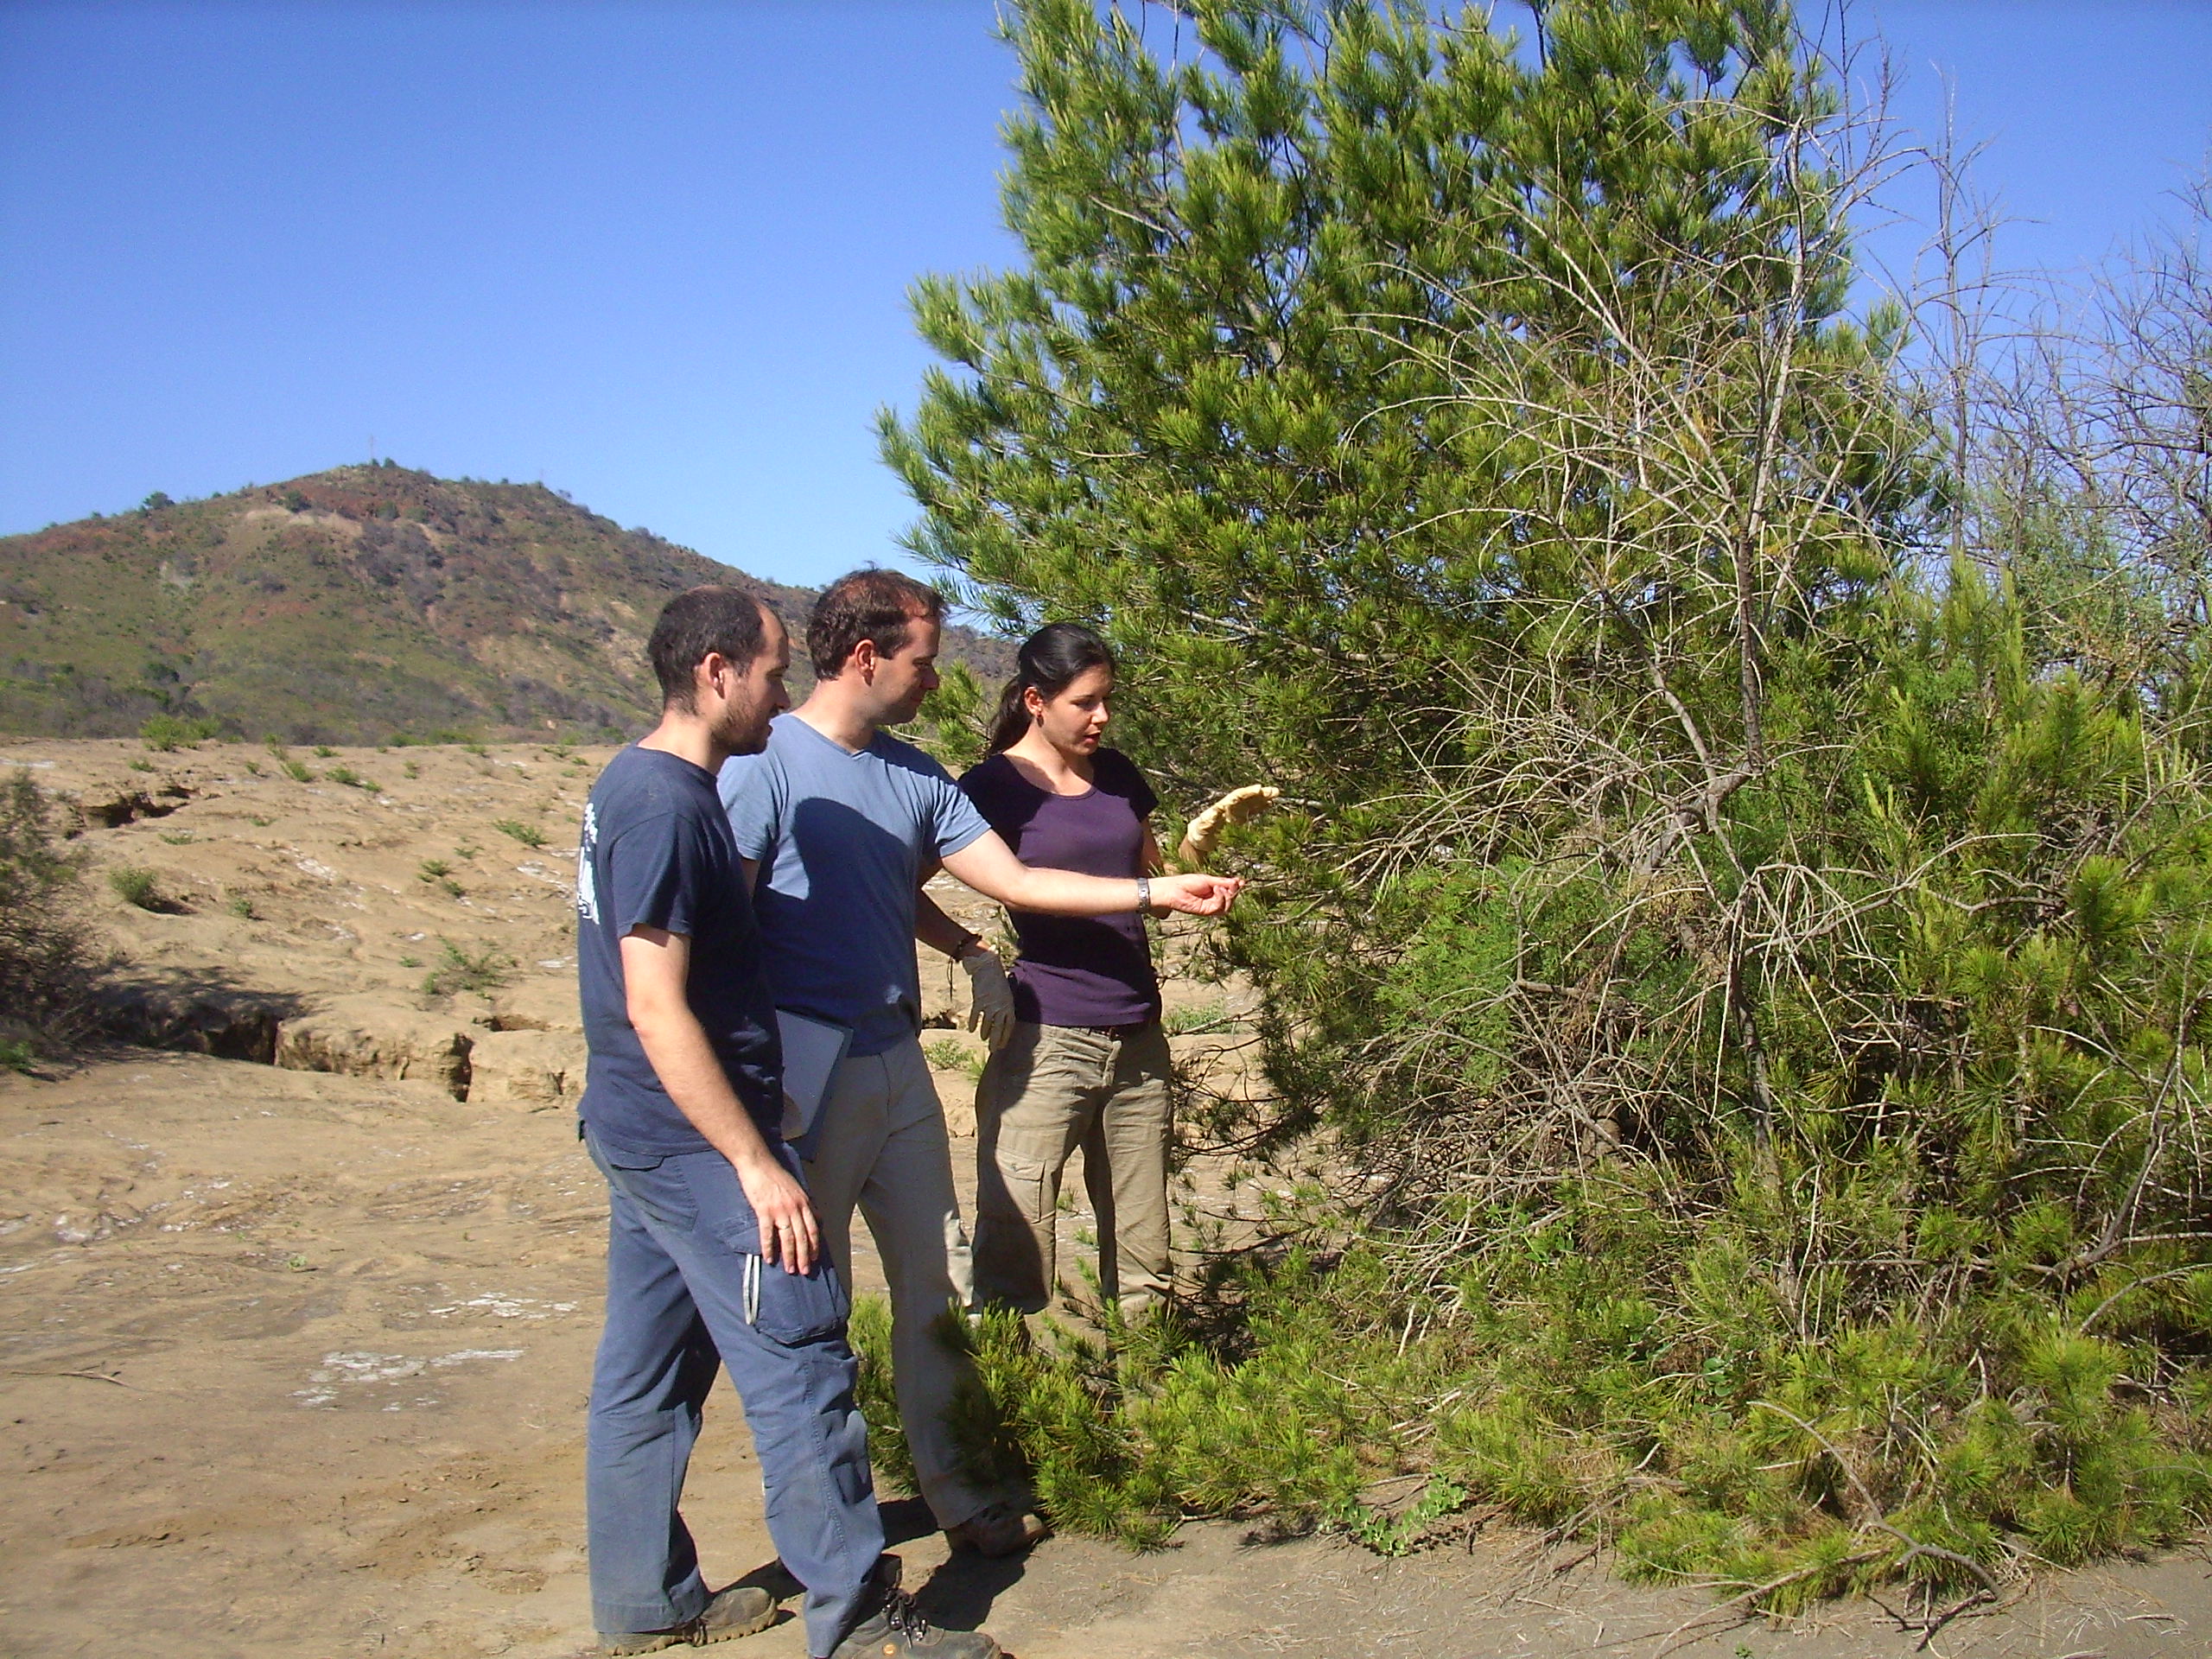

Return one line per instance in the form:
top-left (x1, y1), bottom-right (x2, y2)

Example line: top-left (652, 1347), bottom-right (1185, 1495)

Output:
top-left (4, 739), bottom-right (2211, 1658)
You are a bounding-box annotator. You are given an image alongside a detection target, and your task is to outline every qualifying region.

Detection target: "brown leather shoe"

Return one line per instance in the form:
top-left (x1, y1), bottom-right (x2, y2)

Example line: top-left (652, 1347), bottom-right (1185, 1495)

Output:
top-left (943, 1499), bottom-right (1049, 1558)
top-left (599, 1582), bottom-right (777, 1654)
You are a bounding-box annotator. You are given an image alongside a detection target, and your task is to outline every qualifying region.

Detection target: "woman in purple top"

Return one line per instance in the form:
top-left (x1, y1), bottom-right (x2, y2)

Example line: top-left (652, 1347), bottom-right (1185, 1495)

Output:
top-left (957, 624), bottom-right (1176, 1322)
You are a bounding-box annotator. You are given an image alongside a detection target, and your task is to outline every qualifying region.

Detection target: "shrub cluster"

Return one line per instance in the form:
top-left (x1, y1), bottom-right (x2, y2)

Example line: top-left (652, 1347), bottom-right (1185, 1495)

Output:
top-left (140, 713), bottom-right (224, 751)
top-left (878, 0), bottom-right (2212, 1609)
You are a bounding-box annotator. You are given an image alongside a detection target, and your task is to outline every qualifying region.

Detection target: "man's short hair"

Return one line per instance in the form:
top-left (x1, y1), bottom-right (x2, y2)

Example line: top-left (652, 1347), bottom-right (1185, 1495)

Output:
top-left (648, 586), bottom-right (771, 711)
top-left (808, 568), bottom-right (944, 680)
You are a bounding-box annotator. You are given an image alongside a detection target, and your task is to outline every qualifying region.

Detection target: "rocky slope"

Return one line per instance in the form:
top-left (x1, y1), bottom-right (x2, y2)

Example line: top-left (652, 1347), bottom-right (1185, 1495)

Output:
top-left (0, 465), bottom-right (1012, 743)
top-left (3, 735), bottom-right (1011, 1120)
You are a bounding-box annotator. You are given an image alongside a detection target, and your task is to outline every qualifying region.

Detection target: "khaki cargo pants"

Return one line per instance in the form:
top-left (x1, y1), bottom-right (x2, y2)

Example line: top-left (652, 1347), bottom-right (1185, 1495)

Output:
top-left (971, 1020), bottom-right (1173, 1323)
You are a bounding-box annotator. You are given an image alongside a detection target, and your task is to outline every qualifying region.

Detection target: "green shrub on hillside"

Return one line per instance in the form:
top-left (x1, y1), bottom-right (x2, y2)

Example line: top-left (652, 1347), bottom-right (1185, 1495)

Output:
top-left (108, 866), bottom-right (173, 912)
top-left (0, 772), bottom-right (104, 1046)
top-left (141, 713), bottom-right (223, 752)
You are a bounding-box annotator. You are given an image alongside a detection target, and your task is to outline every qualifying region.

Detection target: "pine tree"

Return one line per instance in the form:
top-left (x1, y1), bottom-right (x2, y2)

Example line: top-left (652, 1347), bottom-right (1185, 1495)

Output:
top-left (882, 0), bottom-right (1930, 1150)
top-left (882, 0), bottom-right (2212, 1595)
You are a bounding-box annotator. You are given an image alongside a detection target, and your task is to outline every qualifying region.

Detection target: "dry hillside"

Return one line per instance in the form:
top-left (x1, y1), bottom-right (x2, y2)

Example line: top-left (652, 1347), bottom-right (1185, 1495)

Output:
top-left (0, 465), bottom-right (1012, 743)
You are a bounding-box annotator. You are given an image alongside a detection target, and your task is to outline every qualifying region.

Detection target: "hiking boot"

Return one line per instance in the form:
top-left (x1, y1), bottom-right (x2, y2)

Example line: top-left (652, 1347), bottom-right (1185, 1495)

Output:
top-left (827, 1559), bottom-right (1001, 1659)
top-left (943, 1498), bottom-right (1048, 1559)
top-left (599, 1583), bottom-right (777, 1654)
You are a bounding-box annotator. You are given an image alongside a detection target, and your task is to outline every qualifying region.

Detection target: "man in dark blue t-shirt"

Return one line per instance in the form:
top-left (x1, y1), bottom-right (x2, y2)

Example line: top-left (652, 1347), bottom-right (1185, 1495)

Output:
top-left (575, 586), bottom-right (997, 1659)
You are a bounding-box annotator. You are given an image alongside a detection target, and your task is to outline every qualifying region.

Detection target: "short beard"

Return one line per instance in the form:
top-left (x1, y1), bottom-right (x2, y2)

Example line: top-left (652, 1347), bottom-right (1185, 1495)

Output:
top-left (716, 692), bottom-right (773, 755)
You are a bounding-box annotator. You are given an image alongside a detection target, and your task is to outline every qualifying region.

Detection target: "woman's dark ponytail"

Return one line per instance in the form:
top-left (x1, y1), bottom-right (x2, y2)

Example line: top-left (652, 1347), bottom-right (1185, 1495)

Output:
top-left (984, 678), bottom-right (1033, 757)
top-left (986, 623), bottom-right (1117, 754)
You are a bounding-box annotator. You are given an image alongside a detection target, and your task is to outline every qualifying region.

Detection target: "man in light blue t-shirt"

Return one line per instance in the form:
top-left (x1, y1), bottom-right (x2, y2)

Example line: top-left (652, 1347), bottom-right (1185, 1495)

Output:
top-left (720, 569), bottom-right (1240, 1556)
top-left (722, 710), bottom-right (990, 1056)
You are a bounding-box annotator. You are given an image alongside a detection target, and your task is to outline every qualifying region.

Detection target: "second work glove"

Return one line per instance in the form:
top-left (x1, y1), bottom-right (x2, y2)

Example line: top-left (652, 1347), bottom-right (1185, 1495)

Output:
top-left (960, 950), bottom-right (1016, 1051)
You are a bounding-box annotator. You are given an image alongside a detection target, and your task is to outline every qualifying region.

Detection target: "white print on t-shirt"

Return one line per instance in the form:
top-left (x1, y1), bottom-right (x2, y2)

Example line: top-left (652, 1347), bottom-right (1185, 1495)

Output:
top-left (575, 802), bottom-right (601, 925)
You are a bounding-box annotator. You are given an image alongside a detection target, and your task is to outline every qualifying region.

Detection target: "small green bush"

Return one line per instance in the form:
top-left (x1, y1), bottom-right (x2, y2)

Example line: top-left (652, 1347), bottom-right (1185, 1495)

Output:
top-left (922, 1038), bottom-right (986, 1080)
top-left (0, 772), bottom-right (102, 1046)
top-left (107, 866), bottom-right (169, 911)
top-left (935, 1259), bottom-right (1377, 1549)
top-left (1162, 999), bottom-right (1229, 1036)
top-left (280, 760), bottom-right (313, 783)
top-left (493, 818), bottom-right (545, 848)
top-left (419, 938), bottom-right (512, 998)
top-left (141, 713), bottom-right (222, 752)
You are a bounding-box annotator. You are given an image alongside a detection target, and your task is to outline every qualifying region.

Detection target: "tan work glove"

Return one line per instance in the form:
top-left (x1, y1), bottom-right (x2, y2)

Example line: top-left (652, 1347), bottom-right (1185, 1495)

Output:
top-left (1179, 785), bottom-right (1281, 866)
top-left (960, 950), bottom-right (1016, 1051)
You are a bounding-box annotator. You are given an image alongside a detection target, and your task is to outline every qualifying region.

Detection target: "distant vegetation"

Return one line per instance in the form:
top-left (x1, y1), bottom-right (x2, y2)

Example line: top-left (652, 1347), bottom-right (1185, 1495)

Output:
top-left (140, 713), bottom-right (223, 751)
top-left (0, 461), bottom-right (1012, 745)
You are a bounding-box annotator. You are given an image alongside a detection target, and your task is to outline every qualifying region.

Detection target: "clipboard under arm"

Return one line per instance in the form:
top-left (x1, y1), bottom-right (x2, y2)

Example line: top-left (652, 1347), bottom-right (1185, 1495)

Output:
top-left (776, 1008), bottom-right (854, 1162)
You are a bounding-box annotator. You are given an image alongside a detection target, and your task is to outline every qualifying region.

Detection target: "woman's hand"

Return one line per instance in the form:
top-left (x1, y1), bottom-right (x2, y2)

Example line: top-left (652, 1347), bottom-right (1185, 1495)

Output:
top-left (1148, 872), bottom-right (1243, 916)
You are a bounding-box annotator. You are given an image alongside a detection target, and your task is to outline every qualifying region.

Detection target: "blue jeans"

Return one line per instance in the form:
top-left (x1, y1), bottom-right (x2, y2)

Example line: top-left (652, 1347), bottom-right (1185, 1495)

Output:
top-left (584, 1128), bottom-right (884, 1658)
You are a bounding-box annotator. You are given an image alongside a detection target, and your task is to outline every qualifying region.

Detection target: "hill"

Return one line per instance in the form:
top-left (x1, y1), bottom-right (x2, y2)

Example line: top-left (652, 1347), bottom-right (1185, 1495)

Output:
top-left (0, 463), bottom-right (1012, 743)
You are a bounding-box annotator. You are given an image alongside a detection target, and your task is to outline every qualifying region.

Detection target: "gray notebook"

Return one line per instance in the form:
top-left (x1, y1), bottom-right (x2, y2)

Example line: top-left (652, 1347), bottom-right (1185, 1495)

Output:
top-left (776, 1008), bottom-right (853, 1143)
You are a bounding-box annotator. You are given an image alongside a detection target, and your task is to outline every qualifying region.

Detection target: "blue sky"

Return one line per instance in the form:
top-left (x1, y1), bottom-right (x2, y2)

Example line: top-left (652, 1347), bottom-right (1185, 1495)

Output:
top-left (3, 1), bottom-right (2208, 589)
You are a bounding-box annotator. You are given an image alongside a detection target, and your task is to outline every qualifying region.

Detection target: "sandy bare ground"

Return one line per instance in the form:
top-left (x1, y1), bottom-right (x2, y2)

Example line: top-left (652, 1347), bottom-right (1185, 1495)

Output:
top-left (3, 739), bottom-right (2210, 1657)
